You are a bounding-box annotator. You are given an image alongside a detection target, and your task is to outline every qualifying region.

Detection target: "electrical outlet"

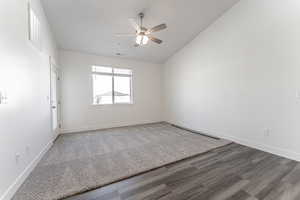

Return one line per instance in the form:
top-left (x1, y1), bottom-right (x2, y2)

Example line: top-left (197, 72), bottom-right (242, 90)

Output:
top-left (0, 90), bottom-right (8, 104)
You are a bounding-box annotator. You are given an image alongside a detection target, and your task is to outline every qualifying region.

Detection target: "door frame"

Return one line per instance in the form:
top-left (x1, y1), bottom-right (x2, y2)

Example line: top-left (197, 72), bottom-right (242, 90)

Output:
top-left (50, 56), bottom-right (61, 140)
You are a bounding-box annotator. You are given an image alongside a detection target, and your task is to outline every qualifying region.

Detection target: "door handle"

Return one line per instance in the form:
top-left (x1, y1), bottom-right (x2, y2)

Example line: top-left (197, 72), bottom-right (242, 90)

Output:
top-left (52, 106), bottom-right (56, 109)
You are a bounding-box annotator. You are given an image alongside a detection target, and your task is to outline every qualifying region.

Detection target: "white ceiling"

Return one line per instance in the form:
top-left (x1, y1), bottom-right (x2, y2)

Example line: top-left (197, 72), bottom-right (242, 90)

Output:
top-left (41, 0), bottom-right (240, 63)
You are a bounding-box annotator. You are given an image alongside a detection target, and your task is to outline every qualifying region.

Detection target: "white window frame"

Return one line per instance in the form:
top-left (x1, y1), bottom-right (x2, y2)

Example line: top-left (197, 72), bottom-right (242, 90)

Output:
top-left (91, 66), bottom-right (133, 105)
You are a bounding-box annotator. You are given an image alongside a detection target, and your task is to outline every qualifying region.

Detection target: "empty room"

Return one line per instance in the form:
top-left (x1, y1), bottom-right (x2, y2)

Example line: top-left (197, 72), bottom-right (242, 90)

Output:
top-left (1, 0), bottom-right (300, 199)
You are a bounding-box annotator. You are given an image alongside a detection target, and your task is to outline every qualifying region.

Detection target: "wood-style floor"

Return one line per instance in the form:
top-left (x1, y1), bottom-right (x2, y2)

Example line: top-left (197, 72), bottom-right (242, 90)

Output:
top-left (65, 143), bottom-right (300, 200)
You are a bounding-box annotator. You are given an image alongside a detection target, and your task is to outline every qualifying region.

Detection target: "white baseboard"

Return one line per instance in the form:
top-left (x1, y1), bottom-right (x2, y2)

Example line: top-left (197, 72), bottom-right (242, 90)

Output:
top-left (166, 121), bottom-right (300, 162)
top-left (221, 134), bottom-right (300, 162)
top-left (60, 120), bottom-right (163, 134)
top-left (0, 140), bottom-right (53, 200)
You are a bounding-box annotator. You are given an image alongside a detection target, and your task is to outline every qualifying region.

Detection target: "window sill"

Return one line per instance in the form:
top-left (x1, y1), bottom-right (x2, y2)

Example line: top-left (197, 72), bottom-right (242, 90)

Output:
top-left (91, 103), bottom-right (134, 107)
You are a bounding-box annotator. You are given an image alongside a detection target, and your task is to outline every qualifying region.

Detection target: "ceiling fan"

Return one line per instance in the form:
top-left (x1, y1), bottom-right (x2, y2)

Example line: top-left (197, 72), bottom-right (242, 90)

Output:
top-left (115, 13), bottom-right (167, 46)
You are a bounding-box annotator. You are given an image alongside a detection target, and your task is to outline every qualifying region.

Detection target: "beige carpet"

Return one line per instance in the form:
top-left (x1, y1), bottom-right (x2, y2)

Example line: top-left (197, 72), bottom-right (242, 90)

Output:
top-left (12, 123), bottom-right (231, 200)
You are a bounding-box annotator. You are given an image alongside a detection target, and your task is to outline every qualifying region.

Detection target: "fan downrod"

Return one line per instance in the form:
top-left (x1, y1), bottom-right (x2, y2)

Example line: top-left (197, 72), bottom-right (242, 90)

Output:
top-left (138, 12), bottom-right (144, 19)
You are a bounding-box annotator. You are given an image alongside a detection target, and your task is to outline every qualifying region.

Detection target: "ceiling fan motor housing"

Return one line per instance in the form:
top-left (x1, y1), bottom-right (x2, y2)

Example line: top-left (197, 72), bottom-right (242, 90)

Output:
top-left (138, 12), bottom-right (144, 19)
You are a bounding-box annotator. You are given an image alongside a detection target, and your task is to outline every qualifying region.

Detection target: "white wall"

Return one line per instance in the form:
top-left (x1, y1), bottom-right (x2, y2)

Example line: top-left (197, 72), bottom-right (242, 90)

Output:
top-left (163, 0), bottom-right (300, 161)
top-left (0, 0), bottom-right (58, 199)
top-left (59, 50), bottom-right (162, 133)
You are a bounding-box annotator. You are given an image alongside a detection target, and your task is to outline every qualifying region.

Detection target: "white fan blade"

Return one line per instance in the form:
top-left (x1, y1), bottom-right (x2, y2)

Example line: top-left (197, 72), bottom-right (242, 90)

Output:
top-left (146, 24), bottom-right (167, 34)
top-left (149, 36), bottom-right (163, 44)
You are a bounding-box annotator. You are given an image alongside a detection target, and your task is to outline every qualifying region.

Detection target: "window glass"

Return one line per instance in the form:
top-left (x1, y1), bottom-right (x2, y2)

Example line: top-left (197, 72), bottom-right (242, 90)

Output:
top-left (92, 74), bottom-right (113, 104)
top-left (92, 66), bottom-right (132, 105)
top-left (114, 76), bottom-right (131, 103)
top-left (28, 4), bottom-right (41, 50)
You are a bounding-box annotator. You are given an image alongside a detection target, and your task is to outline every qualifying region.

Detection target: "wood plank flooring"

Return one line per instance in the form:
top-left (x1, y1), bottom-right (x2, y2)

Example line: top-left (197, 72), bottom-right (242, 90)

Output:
top-left (64, 143), bottom-right (300, 200)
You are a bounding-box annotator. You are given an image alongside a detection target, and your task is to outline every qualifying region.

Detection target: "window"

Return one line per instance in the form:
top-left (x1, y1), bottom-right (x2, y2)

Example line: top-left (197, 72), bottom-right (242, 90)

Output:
top-left (92, 66), bottom-right (133, 105)
top-left (28, 3), bottom-right (41, 50)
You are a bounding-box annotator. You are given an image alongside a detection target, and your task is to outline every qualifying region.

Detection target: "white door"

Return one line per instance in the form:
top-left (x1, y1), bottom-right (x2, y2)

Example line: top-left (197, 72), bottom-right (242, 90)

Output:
top-left (50, 61), bottom-right (60, 139)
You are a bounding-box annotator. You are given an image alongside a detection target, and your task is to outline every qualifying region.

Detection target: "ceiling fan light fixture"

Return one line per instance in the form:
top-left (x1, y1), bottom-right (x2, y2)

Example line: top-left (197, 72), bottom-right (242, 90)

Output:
top-left (116, 12), bottom-right (166, 46)
top-left (142, 35), bottom-right (149, 45)
top-left (136, 35), bottom-right (149, 45)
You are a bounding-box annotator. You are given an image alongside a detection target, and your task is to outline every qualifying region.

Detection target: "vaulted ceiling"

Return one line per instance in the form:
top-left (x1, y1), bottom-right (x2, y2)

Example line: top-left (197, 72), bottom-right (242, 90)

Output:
top-left (41, 0), bottom-right (240, 63)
